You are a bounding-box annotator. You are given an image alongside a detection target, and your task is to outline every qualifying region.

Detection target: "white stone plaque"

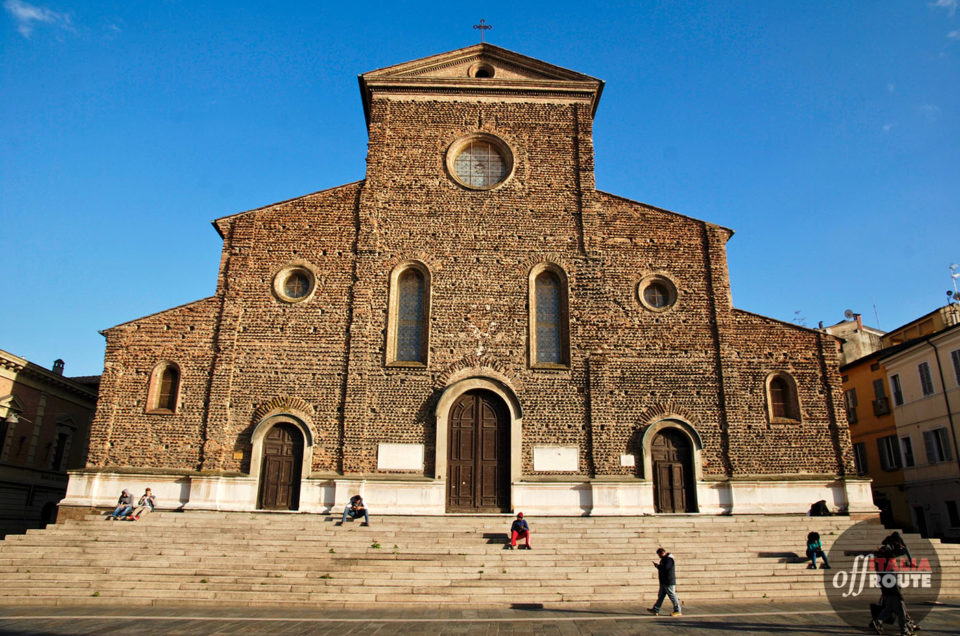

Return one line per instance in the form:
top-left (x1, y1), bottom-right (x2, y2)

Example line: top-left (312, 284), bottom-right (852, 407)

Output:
top-left (533, 446), bottom-right (579, 472)
top-left (377, 443), bottom-right (424, 470)
top-left (619, 454), bottom-right (636, 467)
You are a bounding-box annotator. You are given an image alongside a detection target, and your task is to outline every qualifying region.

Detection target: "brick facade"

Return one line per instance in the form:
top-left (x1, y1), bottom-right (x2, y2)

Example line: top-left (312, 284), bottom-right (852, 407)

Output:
top-left (79, 44), bottom-right (858, 515)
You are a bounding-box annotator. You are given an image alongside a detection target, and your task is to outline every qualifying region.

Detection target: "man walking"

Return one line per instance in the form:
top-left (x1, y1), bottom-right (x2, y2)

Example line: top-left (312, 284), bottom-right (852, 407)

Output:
top-left (648, 547), bottom-right (682, 616)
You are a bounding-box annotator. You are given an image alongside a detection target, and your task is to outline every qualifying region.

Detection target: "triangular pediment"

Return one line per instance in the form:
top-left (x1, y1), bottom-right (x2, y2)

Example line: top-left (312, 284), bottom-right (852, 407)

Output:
top-left (358, 44), bottom-right (605, 127)
top-left (363, 43), bottom-right (598, 82)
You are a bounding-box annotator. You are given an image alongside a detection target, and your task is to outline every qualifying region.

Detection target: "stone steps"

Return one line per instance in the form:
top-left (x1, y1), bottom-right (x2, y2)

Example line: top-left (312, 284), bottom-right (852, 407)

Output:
top-left (1, 511), bottom-right (957, 607)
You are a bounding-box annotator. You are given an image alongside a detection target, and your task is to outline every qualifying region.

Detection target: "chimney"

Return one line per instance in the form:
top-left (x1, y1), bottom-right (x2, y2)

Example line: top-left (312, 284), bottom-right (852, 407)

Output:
top-left (855, 314), bottom-right (863, 331)
top-left (52, 359), bottom-right (64, 375)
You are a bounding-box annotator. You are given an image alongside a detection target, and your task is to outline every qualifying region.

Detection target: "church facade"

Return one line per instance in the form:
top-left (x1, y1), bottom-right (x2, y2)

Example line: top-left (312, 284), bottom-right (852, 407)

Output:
top-left (63, 44), bottom-right (874, 517)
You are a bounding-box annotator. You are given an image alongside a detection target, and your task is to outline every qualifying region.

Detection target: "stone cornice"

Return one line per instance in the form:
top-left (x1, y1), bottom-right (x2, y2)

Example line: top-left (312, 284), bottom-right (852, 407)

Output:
top-left (0, 349), bottom-right (98, 402)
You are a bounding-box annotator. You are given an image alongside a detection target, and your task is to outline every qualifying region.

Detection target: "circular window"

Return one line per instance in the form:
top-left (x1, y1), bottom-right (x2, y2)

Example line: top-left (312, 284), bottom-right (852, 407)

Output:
top-left (273, 265), bottom-right (317, 304)
top-left (637, 275), bottom-right (678, 312)
top-left (469, 63), bottom-right (495, 78)
top-left (446, 134), bottom-right (514, 190)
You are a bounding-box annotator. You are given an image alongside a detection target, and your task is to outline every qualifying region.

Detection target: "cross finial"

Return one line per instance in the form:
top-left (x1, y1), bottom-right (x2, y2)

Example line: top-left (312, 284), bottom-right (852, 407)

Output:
top-left (473, 19), bottom-right (492, 43)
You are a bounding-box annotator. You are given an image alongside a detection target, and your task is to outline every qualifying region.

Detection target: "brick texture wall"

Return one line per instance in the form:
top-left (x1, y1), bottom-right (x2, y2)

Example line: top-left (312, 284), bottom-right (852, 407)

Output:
top-left (85, 66), bottom-right (853, 483)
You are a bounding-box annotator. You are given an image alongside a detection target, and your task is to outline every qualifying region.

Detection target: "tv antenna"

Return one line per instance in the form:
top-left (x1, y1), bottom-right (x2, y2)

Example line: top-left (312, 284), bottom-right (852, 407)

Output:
top-left (949, 264), bottom-right (960, 304)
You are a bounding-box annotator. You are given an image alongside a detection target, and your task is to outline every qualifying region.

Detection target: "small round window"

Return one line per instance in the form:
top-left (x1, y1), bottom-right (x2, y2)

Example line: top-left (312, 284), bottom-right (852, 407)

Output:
top-left (638, 275), bottom-right (678, 312)
top-left (273, 264), bottom-right (317, 304)
top-left (446, 134), bottom-right (514, 190)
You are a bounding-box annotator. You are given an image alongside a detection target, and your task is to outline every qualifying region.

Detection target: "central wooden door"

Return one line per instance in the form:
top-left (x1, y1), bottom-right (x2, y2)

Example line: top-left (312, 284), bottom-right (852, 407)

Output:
top-left (652, 428), bottom-right (695, 513)
top-left (258, 423), bottom-right (303, 510)
top-left (447, 390), bottom-right (510, 512)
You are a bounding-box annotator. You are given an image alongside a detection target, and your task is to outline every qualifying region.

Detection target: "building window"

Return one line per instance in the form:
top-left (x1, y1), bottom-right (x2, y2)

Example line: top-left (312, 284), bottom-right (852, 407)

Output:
top-left (890, 374), bottom-right (904, 406)
top-left (901, 436), bottom-right (915, 468)
top-left (637, 274), bottom-right (678, 312)
top-left (528, 264), bottom-right (570, 368)
top-left (272, 262), bottom-right (317, 304)
top-left (146, 362), bottom-right (181, 414)
top-left (951, 349), bottom-right (960, 387)
top-left (923, 427), bottom-right (953, 464)
top-left (844, 388), bottom-right (858, 424)
top-left (853, 442), bottom-right (868, 475)
top-left (52, 432), bottom-right (69, 471)
top-left (446, 134), bottom-right (514, 190)
top-left (386, 263), bottom-right (430, 366)
top-left (766, 372), bottom-right (800, 422)
top-left (877, 435), bottom-right (902, 471)
top-left (872, 379), bottom-right (890, 416)
top-left (947, 501), bottom-right (960, 528)
top-left (918, 362), bottom-right (935, 396)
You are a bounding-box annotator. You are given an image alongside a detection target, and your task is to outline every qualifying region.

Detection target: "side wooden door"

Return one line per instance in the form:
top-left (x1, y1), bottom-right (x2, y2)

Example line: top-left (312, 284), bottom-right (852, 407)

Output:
top-left (258, 423), bottom-right (303, 510)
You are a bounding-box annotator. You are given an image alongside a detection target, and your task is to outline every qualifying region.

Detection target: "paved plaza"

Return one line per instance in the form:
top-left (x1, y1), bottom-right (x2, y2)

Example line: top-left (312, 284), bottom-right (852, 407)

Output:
top-left (1, 600), bottom-right (959, 635)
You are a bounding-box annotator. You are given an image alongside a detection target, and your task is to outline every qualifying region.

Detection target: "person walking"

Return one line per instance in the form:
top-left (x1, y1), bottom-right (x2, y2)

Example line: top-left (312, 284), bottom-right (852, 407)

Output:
top-left (648, 547), bottom-right (681, 616)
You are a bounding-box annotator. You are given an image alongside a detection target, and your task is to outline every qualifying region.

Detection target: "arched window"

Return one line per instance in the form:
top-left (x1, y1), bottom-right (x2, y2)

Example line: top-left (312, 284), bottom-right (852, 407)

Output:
top-left (147, 362), bottom-right (181, 414)
top-left (769, 377), bottom-right (788, 418)
top-left (386, 262), bottom-right (431, 366)
top-left (766, 372), bottom-right (800, 422)
top-left (529, 264), bottom-right (570, 368)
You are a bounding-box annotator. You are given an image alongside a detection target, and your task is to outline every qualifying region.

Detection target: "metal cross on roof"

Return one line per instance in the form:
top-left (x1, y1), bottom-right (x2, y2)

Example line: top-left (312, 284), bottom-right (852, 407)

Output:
top-left (473, 19), bottom-right (492, 43)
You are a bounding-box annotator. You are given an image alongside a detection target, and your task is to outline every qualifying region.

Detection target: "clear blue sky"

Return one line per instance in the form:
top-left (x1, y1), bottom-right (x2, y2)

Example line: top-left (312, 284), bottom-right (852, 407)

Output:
top-left (2, 1), bottom-right (958, 377)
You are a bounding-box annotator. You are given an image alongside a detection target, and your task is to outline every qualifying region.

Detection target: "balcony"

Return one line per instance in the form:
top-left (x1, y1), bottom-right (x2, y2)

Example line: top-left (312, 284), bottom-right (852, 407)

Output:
top-left (873, 398), bottom-right (891, 416)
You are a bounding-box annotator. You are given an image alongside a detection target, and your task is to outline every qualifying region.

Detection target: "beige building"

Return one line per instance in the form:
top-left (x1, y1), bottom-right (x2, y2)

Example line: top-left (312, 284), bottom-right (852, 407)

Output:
top-left (0, 349), bottom-right (98, 536)
top-left (826, 314), bottom-right (885, 365)
top-left (880, 322), bottom-right (960, 539)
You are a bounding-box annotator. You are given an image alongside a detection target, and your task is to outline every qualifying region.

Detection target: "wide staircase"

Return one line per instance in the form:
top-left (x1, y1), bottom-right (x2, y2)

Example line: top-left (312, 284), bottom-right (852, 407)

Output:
top-left (1, 512), bottom-right (958, 607)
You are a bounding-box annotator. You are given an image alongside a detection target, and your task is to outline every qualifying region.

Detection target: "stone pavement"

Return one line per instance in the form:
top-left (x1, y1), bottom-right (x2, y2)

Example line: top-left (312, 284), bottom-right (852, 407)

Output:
top-left (0, 600), bottom-right (958, 635)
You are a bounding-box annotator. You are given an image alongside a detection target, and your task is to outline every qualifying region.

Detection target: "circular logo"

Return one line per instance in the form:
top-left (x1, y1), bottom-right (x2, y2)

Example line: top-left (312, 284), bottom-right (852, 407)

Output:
top-left (822, 521), bottom-right (941, 629)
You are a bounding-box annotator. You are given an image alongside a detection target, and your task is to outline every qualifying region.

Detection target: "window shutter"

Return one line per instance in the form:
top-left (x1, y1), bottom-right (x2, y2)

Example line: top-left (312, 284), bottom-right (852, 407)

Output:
top-left (941, 429), bottom-right (954, 461)
top-left (924, 430), bottom-right (938, 464)
top-left (952, 349), bottom-right (960, 386)
top-left (877, 438), bottom-right (890, 471)
top-left (919, 362), bottom-right (934, 396)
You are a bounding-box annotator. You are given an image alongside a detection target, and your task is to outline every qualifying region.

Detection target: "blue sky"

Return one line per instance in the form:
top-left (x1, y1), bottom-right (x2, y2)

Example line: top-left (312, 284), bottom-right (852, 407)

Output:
top-left (1, 1), bottom-right (958, 376)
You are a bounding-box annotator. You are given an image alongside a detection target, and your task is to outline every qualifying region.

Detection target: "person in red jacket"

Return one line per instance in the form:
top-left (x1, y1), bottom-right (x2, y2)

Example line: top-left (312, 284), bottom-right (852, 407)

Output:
top-left (508, 512), bottom-right (531, 550)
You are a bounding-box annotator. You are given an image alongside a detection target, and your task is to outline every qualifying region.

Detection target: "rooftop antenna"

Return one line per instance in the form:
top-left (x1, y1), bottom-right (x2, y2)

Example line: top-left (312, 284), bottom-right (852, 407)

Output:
top-left (949, 264), bottom-right (960, 304)
top-left (843, 309), bottom-right (855, 321)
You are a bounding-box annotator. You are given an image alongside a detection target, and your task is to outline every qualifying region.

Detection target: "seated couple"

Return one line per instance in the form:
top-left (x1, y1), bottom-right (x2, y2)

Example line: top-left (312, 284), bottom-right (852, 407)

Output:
top-left (107, 488), bottom-right (156, 521)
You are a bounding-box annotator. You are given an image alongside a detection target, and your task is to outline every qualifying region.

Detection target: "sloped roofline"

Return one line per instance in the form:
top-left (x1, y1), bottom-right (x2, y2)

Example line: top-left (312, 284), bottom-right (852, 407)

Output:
top-left (597, 190), bottom-right (735, 237)
top-left (100, 297), bottom-right (216, 335)
top-left (358, 43), bottom-right (605, 126)
top-left (732, 308), bottom-right (840, 338)
top-left (210, 181), bottom-right (365, 238)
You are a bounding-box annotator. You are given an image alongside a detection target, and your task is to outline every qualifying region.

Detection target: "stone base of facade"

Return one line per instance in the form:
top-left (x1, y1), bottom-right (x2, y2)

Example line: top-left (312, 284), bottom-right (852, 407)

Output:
top-left (62, 470), bottom-right (877, 517)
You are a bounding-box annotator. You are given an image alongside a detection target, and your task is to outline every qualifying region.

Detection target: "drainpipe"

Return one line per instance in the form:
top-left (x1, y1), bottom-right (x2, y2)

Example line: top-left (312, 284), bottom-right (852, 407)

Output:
top-left (927, 340), bottom-right (960, 473)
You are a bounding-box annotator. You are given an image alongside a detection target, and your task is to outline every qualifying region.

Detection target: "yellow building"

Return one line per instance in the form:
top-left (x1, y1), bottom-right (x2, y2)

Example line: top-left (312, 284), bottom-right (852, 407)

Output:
top-left (840, 348), bottom-right (912, 529)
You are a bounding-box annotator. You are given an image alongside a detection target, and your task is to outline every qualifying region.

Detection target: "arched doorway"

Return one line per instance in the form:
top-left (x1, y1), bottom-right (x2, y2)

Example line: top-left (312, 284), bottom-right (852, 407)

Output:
top-left (257, 423), bottom-right (303, 510)
top-left (651, 428), bottom-right (696, 513)
top-left (447, 389), bottom-right (510, 512)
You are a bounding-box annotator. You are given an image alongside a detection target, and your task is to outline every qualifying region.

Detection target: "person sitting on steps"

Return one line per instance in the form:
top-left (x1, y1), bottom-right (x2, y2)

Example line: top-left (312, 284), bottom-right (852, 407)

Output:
top-left (337, 494), bottom-right (369, 526)
top-left (806, 531), bottom-right (830, 569)
top-left (508, 512), bottom-right (531, 550)
top-left (128, 488), bottom-right (156, 520)
top-left (107, 489), bottom-right (134, 520)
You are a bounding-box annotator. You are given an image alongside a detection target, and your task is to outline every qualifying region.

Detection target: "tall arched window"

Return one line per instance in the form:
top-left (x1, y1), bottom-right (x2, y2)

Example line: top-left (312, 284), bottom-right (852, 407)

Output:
top-left (147, 362), bottom-right (181, 414)
top-left (387, 262), bottom-right (431, 366)
top-left (769, 377), bottom-right (788, 418)
top-left (766, 372), bottom-right (800, 422)
top-left (529, 264), bottom-right (570, 368)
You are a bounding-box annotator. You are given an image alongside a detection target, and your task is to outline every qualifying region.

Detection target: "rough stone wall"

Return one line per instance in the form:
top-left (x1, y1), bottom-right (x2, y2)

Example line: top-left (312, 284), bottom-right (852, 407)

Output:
top-left (84, 89), bottom-right (855, 484)
top-left (86, 298), bottom-right (218, 469)
top-left (202, 184), bottom-right (361, 474)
